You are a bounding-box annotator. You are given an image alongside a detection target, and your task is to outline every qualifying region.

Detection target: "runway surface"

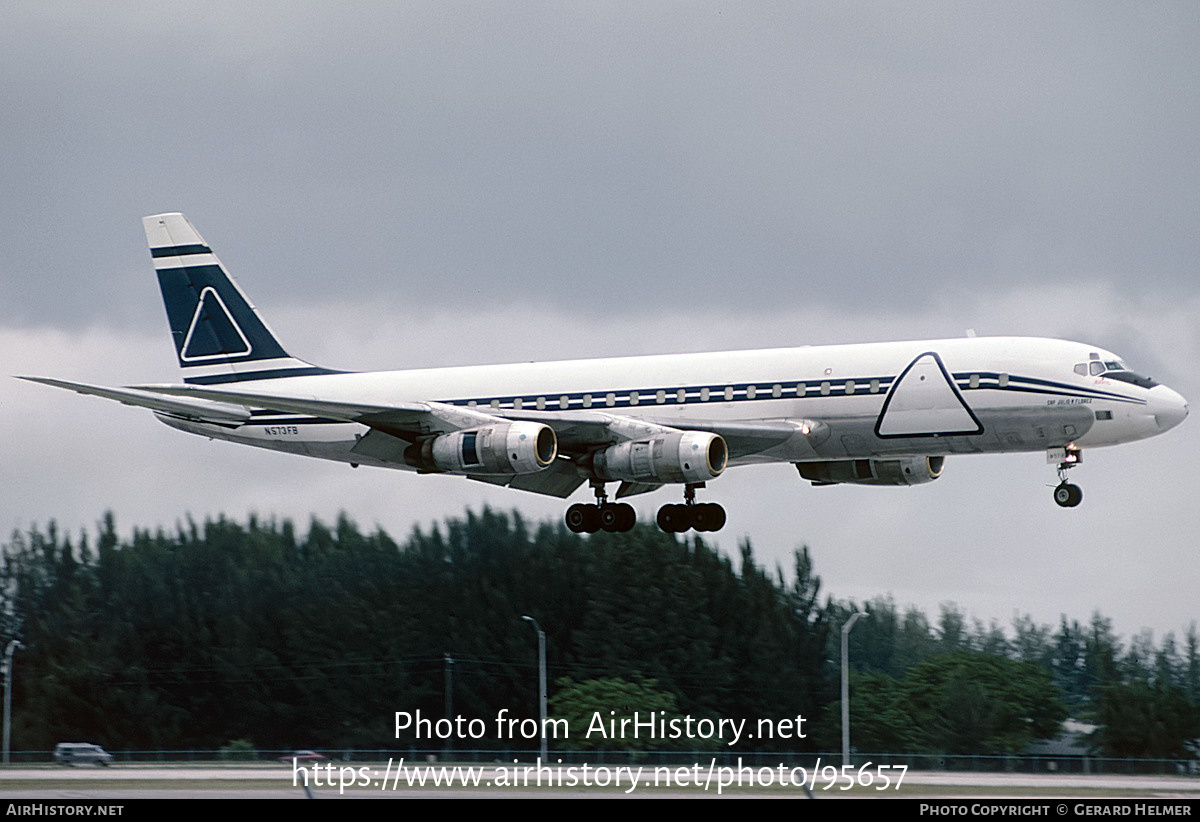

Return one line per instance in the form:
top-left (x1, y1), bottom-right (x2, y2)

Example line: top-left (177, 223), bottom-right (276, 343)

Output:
top-left (1, 763), bottom-right (1198, 799)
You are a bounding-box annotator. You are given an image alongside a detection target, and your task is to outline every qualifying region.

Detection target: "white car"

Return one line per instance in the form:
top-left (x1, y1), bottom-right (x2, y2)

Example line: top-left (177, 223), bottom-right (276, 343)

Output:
top-left (53, 742), bottom-right (113, 766)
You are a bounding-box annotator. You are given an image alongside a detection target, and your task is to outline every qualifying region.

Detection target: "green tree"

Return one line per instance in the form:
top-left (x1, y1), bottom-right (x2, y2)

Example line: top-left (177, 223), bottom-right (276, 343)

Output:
top-left (1091, 681), bottom-right (1200, 759)
top-left (548, 676), bottom-right (700, 751)
top-left (900, 653), bottom-right (1066, 755)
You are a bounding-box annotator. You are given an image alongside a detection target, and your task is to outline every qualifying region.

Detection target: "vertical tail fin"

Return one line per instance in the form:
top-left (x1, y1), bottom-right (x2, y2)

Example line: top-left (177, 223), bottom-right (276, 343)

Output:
top-left (144, 213), bottom-right (339, 385)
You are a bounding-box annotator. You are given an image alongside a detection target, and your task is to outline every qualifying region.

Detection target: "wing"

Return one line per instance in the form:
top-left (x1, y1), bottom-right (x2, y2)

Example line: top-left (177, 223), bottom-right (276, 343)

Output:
top-left (120, 383), bottom-right (816, 498)
top-left (139, 384), bottom-right (809, 454)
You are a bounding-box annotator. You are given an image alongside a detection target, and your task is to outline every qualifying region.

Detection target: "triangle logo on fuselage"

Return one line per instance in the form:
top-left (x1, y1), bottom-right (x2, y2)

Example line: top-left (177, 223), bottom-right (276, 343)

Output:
top-left (180, 286), bottom-right (253, 362)
top-left (875, 352), bottom-right (983, 438)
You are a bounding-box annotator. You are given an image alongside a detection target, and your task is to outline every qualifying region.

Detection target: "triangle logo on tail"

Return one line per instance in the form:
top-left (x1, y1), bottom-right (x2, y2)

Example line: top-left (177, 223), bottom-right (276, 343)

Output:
top-left (180, 287), bottom-right (253, 362)
top-left (875, 352), bottom-right (983, 438)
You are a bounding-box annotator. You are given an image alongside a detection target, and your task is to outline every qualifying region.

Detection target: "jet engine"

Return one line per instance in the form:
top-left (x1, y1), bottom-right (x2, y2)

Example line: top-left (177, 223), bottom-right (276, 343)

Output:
top-left (591, 431), bottom-right (727, 485)
top-left (796, 456), bottom-right (945, 486)
top-left (406, 422), bottom-right (557, 474)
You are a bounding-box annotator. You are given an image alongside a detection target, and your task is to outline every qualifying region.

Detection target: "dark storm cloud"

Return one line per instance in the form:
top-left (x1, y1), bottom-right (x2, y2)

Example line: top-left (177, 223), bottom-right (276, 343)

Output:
top-left (2, 3), bottom-right (1198, 328)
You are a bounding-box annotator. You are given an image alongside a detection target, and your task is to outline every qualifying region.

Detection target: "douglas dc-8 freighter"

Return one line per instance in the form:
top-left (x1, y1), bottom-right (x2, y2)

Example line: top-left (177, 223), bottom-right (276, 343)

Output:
top-left (24, 214), bottom-right (1188, 534)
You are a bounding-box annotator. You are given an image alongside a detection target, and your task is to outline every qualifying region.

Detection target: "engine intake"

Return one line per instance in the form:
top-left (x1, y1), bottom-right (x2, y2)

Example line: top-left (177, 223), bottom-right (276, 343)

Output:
top-left (592, 431), bottom-right (727, 485)
top-left (406, 422), bottom-right (557, 475)
top-left (796, 456), bottom-right (944, 486)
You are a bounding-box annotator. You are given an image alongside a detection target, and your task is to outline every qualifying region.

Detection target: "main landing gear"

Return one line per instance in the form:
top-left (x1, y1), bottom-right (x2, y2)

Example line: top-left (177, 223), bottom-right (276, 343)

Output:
top-left (564, 481), bottom-right (636, 533)
top-left (1051, 445), bottom-right (1083, 508)
top-left (656, 484), bottom-right (726, 534)
top-left (563, 482), bottom-right (728, 533)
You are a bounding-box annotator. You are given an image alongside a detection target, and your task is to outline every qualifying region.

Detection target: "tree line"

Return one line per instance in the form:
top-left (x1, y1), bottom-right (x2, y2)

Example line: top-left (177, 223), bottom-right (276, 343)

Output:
top-left (1, 509), bottom-right (1196, 759)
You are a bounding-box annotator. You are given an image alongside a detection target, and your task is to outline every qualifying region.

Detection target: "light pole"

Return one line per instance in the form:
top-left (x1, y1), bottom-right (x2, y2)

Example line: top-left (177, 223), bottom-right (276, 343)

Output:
top-left (521, 615), bottom-right (547, 762)
top-left (841, 611), bottom-right (868, 768)
top-left (3, 640), bottom-right (23, 766)
top-left (443, 652), bottom-right (454, 759)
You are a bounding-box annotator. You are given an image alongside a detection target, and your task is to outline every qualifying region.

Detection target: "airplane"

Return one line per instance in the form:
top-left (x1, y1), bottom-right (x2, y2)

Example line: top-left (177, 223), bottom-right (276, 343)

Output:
top-left (22, 213), bottom-right (1189, 534)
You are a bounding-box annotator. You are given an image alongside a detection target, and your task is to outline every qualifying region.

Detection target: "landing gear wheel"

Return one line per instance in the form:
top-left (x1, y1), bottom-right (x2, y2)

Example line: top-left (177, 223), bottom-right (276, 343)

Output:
top-left (656, 502), bottom-right (727, 533)
top-left (615, 503), bottom-right (636, 532)
top-left (690, 503), bottom-right (727, 532)
top-left (565, 503), bottom-right (601, 533)
top-left (656, 504), bottom-right (689, 533)
top-left (599, 503), bottom-right (637, 533)
top-left (1053, 482), bottom-right (1083, 508)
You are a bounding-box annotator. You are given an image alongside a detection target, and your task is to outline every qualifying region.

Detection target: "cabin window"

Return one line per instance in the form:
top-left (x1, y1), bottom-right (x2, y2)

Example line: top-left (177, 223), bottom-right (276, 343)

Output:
top-left (676, 389), bottom-right (687, 403)
top-left (844, 380), bottom-right (855, 395)
top-left (513, 398), bottom-right (523, 410)
top-left (605, 393), bottom-right (616, 407)
top-left (629, 391), bottom-right (639, 406)
top-left (701, 387), bottom-right (710, 402)
top-left (559, 395), bottom-right (569, 409)
top-left (820, 381), bottom-right (831, 396)
top-left (746, 385), bottom-right (757, 399)
top-left (796, 383), bottom-right (807, 398)
top-left (582, 394), bottom-right (592, 408)
top-left (656, 390), bottom-right (666, 404)
top-left (536, 396), bottom-right (546, 410)
top-left (772, 383), bottom-right (782, 398)
top-left (724, 386), bottom-right (734, 401)
top-left (998, 373), bottom-right (1009, 387)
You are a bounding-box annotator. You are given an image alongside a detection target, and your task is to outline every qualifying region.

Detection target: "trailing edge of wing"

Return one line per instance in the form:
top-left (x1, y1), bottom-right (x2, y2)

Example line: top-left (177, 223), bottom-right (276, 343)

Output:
top-left (136, 384), bottom-right (432, 422)
top-left (18, 377), bottom-right (251, 424)
top-left (640, 417), bottom-right (816, 458)
top-left (505, 409), bottom-right (814, 456)
top-left (468, 458), bottom-right (587, 498)
top-left (138, 384), bottom-right (560, 441)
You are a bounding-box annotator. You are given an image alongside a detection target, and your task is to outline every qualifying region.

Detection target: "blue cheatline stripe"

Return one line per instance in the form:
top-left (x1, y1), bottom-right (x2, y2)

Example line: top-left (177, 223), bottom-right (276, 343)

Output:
top-left (442, 379), bottom-right (890, 412)
top-left (150, 244), bottom-right (212, 258)
top-left (953, 372), bottom-right (1145, 405)
top-left (183, 366), bottom-right (348, 384)
top-left (191, 370), bottom-right (1141, 420)
top-left (434, 373), bottom-right (1138, 413)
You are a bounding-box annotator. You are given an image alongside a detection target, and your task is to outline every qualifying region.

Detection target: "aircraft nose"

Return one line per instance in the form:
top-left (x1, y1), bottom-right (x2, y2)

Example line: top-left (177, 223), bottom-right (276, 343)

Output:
top-left (1151, 385), bottom-right (1188, 432)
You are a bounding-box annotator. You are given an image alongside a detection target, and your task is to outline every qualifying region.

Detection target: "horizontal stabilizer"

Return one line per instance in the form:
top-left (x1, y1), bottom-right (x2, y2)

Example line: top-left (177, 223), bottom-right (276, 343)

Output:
top-left (18, 377), bottom-right (250, 424)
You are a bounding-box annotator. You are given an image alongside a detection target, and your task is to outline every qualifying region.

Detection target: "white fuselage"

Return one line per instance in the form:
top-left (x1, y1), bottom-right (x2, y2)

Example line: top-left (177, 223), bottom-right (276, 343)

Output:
top-left (158, 336), bottom-right (1188, 475)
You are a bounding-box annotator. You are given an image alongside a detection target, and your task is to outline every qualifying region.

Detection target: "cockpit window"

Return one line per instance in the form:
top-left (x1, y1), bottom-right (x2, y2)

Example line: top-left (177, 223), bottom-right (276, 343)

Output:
top-left (1073, 359), bottom-right (1158, 388)
top-left (1099, 370), bottom-right (1158, 389)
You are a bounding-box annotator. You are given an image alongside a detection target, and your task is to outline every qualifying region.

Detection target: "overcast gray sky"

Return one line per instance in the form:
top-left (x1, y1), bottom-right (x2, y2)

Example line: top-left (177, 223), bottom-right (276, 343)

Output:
top-left (3, 2), bottom-right (1198, 644)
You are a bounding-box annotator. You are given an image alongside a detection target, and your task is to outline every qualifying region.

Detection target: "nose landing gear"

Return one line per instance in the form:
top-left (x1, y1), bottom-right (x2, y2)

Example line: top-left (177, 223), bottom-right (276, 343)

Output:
top-left (1053, 482), bottom-right (1083, 507)
top-left (1050, 445), bottom-right (1083, 508)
